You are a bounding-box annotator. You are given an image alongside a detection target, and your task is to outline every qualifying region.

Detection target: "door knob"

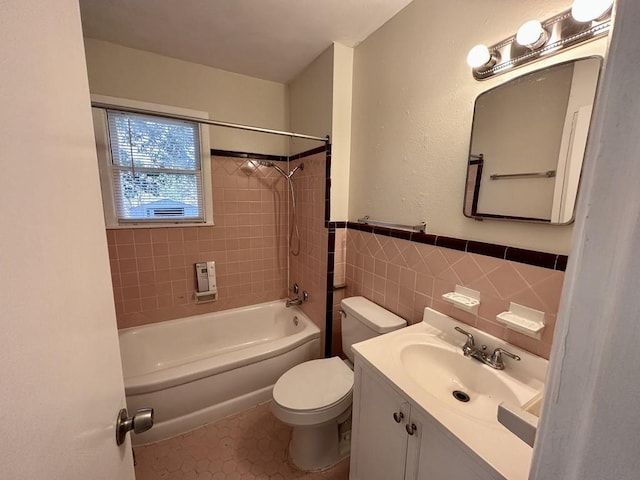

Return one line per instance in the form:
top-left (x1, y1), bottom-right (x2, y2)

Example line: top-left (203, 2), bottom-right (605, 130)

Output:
top-left (116, 407), bottom-right (154, 446)
top-left (393, 411), bottom-right (404, 423)
top-left (406, 423), bottom-right (417, 435)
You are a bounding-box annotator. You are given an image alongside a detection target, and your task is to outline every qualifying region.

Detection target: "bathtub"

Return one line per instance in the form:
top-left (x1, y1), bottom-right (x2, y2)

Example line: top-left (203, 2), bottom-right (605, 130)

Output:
top-left (118, 300), bottom-right (321, 445)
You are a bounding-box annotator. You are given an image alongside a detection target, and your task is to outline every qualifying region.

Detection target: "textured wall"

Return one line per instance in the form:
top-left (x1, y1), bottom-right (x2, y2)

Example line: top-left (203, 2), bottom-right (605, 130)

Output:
top-left (84, 38), bottom-right (289, 155)
top-left (349, 0), bottom-right (607, 254)
top-left (288, 46), bottom-right (334, 155)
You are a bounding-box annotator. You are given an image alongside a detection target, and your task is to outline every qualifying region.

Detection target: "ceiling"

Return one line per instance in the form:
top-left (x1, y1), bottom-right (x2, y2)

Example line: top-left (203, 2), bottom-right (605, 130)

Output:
top-left (79, 0), bottom-right (413, 84)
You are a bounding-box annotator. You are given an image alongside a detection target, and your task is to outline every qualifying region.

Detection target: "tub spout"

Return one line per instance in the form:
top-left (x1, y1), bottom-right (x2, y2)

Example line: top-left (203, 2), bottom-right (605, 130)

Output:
top-left (286, 291), bottom-right (309, 307)
top-left (285, 298), bottom-right (303, 307)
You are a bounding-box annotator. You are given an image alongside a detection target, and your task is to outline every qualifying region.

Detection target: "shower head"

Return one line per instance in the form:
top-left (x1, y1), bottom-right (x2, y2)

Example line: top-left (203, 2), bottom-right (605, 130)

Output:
top-left (257, 159), bottom-right (304, 179)
top-left (258, 160), bottom-right (289, 179)
top-left (290, 162), bottom-right (304, 177)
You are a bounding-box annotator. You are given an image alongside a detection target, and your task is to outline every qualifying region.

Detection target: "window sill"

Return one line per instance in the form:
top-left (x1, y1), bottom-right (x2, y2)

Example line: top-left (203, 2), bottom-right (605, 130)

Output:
top-left (105, 220), bottom-right (214, 230)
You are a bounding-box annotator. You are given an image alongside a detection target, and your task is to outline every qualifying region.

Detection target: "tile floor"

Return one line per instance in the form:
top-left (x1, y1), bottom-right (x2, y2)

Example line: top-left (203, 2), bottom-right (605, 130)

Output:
top-left (134, 403), bottom-right (350, 480)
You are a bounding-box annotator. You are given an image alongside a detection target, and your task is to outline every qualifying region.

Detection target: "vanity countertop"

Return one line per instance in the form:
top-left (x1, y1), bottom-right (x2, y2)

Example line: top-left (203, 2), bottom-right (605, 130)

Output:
top-left (352, 307), bottom-right (548, 480)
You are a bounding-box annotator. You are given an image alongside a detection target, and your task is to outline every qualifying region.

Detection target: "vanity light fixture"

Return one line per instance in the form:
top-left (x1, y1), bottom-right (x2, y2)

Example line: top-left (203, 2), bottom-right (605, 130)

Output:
top-left (571, 0), bottom-right (614, 22)
top-left (468, 2), bottom-right (613, 80)
top-left (516, 20), bottom-right (548, 49)
top-left (466, 44), bottom-right (497, 69)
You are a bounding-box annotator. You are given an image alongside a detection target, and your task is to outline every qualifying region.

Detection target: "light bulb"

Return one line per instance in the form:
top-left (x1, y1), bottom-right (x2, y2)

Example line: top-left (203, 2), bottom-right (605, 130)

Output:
top-left (467, 45), bottom-right (491, 69)
top-left (572, 0), bottom-right (614, 22)
top-left (516, 20), bottom-right (548, 49)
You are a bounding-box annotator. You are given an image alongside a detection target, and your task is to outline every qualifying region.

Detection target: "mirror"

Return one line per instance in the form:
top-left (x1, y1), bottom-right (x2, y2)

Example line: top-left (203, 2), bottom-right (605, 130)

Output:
top-left (464, 57), bottom-right (602, 224)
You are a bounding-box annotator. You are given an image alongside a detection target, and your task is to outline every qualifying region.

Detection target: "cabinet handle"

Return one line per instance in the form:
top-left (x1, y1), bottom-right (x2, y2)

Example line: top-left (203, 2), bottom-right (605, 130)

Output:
top-left (393, 411), bottom-right (404, 423)
top-left (406, 423), bottom-right (417, 435)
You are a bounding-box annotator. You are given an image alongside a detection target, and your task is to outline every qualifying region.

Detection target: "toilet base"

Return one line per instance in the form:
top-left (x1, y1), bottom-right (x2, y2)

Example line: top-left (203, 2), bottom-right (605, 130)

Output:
top-left (289, 421), bottom-right (348, 471)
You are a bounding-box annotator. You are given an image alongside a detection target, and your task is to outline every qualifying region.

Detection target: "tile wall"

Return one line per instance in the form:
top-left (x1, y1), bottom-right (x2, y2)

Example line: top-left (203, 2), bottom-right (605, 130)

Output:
top-left (288, 152), bottom-right (329, 350)
top-left (331, 287), bottom-right (347, 358)
top-left (333, 228), bottom-right (347, 286)
top-left (344, 229), bottom-right (564, 358)
top-left (329, 228), bottom-right (348, 358)
top-left (107, 145), bottom-right (561, 362)
top-left (108, 155), bottom-right (290, 329)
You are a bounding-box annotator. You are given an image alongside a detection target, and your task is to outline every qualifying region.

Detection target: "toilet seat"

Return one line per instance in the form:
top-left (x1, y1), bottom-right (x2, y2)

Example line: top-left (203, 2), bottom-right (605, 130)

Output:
top-left (272, 357), bottom-right (353, 426)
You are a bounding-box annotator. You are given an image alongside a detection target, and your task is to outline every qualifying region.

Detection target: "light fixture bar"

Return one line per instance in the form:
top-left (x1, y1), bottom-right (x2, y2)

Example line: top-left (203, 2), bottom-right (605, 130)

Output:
top-left (471, 9), bottom-right (611, 80)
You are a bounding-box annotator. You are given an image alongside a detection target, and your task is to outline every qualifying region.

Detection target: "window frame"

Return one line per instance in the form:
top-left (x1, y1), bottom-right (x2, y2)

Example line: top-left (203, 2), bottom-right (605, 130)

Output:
top-left (91, 94), bottom-right (213, 228)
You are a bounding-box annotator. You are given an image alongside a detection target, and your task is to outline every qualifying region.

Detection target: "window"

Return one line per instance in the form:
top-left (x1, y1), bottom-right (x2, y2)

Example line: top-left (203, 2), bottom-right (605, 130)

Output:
top-left (92, 96), bottom-right (212, 227)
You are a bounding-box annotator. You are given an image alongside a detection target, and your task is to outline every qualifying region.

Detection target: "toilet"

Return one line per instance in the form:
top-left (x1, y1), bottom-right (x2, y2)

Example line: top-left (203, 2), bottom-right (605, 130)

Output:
top-left (271, 296), bottom-right (406, 471)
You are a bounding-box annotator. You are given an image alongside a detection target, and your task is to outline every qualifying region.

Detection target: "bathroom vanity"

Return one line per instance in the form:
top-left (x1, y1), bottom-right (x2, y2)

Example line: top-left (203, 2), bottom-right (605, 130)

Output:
top-left (349, 308), bottom-right (547, 480)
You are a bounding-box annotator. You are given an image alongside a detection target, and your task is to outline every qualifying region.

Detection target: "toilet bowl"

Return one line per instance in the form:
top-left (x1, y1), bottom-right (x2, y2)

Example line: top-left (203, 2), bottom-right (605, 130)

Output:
top-left (271, 357), bottom-right (353, 471)
top-left (271, 296), bottom-right (406, 471)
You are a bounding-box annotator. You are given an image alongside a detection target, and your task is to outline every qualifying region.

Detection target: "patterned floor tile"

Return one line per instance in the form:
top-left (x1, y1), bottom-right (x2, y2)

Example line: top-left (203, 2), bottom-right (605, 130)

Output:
top-left (134, 403), bottom-right (349, 480)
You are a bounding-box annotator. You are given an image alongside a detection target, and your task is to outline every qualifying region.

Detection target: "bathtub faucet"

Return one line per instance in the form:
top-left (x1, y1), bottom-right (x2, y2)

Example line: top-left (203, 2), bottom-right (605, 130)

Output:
top-left (286, 285), bottom-right (309, 307)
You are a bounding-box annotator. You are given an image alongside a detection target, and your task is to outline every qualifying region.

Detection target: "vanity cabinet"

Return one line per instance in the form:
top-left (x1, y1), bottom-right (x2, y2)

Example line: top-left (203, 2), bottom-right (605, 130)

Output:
top-left (350, 361), bottom-right (505, 480)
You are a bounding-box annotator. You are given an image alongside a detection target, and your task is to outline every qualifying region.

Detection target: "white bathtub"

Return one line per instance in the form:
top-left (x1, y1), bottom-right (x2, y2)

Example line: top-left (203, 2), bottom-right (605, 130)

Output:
top-left (118, 300), bottom-right (321, 444)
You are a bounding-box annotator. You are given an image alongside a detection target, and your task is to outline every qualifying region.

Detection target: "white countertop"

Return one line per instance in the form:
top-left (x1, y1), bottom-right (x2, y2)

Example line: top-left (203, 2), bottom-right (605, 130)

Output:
top-left (352, 307), bottom-right (548, 480)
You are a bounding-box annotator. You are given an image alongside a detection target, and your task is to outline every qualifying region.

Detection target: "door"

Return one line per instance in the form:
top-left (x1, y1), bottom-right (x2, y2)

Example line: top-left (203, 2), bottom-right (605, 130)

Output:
top-left (410, 408), bottom-right (504, 480)
top-left (0, 1), bottom-right (135, 479)
top-left (350, 364), bottom-right (410, 480)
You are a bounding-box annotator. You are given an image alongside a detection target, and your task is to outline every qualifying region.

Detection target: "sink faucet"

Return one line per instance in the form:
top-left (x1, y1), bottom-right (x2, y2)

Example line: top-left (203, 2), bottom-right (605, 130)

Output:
top-left (454, 326), bottom-right (521, 370)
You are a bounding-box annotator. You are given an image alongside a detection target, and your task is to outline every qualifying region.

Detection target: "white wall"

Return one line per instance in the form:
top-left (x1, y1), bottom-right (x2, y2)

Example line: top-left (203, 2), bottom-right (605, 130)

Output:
top-left (330, 43), bottom-right (354, 221)
top-left (349, 0), bottom-right (607, 254)
top-left (84, 38), bottom-right (289, 155)
top-left (288, 42), bottom-right (354, 220)
top-left (288, 45), bottom-right (334, 155)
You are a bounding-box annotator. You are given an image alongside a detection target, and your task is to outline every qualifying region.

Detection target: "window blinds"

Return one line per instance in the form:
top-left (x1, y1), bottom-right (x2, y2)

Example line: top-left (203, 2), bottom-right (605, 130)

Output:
top-left (106, 110), bottom-right (204, 222)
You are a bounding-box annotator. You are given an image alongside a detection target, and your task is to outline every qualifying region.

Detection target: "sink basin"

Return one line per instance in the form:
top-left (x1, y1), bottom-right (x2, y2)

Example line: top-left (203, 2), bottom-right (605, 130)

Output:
top-left (352, 308), bottom-right (549, 479)
top-left (400, 342), bottom-right (535, 423)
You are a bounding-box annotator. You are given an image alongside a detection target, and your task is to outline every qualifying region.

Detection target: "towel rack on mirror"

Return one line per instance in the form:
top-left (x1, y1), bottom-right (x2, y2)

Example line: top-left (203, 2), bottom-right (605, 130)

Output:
top-left (357, 216), bottom-right (427, 233)
top-left (490, 170), bottom-right (556, 180)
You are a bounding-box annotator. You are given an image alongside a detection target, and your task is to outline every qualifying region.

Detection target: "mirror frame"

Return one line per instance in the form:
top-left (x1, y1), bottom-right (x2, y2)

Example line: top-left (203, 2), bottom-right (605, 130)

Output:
top-left (464, 56), bottom-right (604, 225)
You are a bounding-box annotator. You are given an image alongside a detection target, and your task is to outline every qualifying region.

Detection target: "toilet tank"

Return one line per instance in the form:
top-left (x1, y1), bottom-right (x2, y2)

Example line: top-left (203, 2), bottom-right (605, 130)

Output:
top-left (340, 296), bottom-right (406, 363)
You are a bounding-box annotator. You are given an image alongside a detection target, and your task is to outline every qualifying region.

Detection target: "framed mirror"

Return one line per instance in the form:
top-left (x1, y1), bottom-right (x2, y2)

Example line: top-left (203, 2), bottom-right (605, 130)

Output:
top-left (464, 57), bottom-right (602, 224)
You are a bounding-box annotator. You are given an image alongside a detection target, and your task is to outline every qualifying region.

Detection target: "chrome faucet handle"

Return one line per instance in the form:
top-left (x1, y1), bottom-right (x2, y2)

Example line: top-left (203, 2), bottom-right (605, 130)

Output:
top-left (490, 348), bottom-right (521, 369)
top-left (454, 326), bottom-right (475, 344)
top-left (454, 326), bottom-right (475, 355)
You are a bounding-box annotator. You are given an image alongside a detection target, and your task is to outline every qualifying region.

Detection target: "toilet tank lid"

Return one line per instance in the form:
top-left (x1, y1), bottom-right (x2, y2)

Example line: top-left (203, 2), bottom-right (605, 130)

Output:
top-left (341, 296), bottom-right (407, 333)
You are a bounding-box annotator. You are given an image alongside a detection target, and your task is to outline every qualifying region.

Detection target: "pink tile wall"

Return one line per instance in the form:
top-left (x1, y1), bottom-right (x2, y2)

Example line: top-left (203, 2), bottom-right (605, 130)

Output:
top-left (331, 228), bottom-right (348, 357)
top-left (334, 228), bottom-right (347, 287)
top-left (345, 230), bottom-right (563, 359)
top-left (288, 152), bottom-right (329, 351)
top-left (332, 287), bottom-right (347, 358)
top-left (108, 156), bottom-right (290, 329)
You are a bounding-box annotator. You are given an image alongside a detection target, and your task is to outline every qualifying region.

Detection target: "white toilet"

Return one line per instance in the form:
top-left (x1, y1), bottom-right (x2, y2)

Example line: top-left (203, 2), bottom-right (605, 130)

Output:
top-left (271, 296), bottom-right (406, 471)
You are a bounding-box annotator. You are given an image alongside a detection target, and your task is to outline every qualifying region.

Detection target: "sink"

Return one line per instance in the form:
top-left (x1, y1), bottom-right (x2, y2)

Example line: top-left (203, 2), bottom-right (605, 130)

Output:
top-left (352, 307), bottom-right (549, 479)
top-left (399, 341), bottom-right (538, 423)
top-left (497, 393), bottom-right (544, 447)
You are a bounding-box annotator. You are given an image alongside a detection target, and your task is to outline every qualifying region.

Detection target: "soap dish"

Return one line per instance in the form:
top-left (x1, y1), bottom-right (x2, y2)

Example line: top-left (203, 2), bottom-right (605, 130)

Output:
top-left (496, 302), bottom-right (545, 339)
top-left (194, 290), bottom-right (218, 304)
top-left (442, 286), bottom-right (480, 314)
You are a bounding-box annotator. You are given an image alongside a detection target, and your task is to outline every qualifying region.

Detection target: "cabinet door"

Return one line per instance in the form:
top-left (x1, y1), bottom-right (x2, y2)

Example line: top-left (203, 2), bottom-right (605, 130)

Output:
top-left (350, 364), bottom-right (410, 480)
top-left (410, 409), bottom-right (505, 480)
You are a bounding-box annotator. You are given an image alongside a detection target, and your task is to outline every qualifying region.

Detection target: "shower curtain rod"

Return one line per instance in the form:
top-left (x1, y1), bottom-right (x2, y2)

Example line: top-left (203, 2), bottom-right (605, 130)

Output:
top-left (91, 101), bottom-right (330, 143)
